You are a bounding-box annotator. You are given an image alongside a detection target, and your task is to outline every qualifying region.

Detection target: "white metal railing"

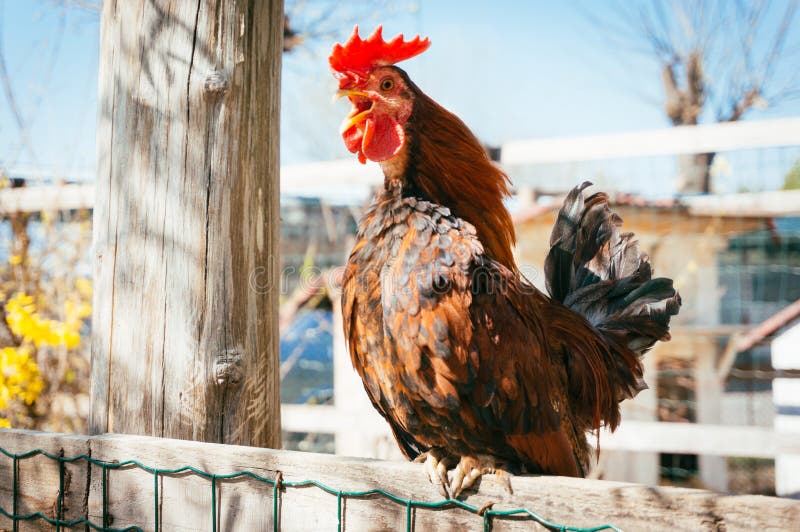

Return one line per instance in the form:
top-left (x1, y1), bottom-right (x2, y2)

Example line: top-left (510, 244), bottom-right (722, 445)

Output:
top-left (501, 116), bottom-right (800, 165)
top-left (4, 116), bottom-right (800, 213)
top-left (5, 176), bottom-right (800, 218)
top-left (281, 404), bottom-right (800, 461)
top-left (682, 189), bottom-right (800, 217)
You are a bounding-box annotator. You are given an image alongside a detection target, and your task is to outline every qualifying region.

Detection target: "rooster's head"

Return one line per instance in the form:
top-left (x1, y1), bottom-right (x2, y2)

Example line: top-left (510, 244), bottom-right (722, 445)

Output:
top-left (329, 26), bottom-right (430, 164)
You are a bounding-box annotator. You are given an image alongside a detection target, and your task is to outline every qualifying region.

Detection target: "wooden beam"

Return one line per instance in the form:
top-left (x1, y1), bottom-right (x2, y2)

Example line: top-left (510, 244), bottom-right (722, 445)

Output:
top-left (683, 190), bottom-right (800, 218)
top-left (8, 115), bottom-right (800, 187)
top-left (0, 430), bottom-right (798, 531)
top-left (281, 159), bottom-right (383, 194)
top-left (735, 299), bottom-right (800, 353)
top-left (281, 404), bottom-right (342, 434)
top-left (695, 351), bottom-right (728, 491)
top-left (0, 184), bottom-right (94, 215)
top-left (91, 1), bottom-right (282, 446)
top-left (282, 405), bottom-right (800, 460)
top-left (716, 301), bottom-right (800, 381)
top-left (4, 175), bottom-right (799, 220)
top-left (597, 355), bottom-right (660, 485)
top-left (599, 421), bottom-right (800, 459)
top-left (501, 117), bottom-right (800, 165)
top-left (0, 430), bottom-right (91, 531)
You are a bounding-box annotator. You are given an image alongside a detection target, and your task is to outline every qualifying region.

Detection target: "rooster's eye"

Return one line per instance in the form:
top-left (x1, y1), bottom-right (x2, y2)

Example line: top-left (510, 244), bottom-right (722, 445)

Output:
top-left (380, 78), bottom-right (395, 91)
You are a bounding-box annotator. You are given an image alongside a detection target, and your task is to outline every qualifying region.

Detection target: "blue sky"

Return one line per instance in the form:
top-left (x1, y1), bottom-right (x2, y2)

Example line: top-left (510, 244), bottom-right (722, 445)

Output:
top-left (2, 1), bottom-right (799, 182)
top-left (0, 1), bottom-right (98, 177)
top-left (284, 1), bottom-right (672, 162)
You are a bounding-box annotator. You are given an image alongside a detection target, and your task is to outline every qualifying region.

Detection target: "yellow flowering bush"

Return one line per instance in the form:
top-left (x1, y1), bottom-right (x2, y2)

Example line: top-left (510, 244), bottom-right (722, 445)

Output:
top-left (5, 293), bottom-right (89, 349)
top-left (1, 291), bottom-right (89, 428)
top-left (0, 195), bottom-right (93, 432)
top-left (0, 346), bottom-right (45, 426)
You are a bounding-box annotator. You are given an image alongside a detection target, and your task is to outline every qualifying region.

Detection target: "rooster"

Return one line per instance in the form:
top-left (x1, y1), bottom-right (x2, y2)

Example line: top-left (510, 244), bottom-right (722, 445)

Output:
top-left (332, 26), bottom-right (680, 498)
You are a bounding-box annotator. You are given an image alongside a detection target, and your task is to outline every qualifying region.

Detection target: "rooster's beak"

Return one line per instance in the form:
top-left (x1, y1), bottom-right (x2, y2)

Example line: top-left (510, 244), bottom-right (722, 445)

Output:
top-left (340, 108), bottom-right (372, 134)
top-left (335, 89), bottom-right (370, 100)
top-left (336, 89), bottom-right (373, 134)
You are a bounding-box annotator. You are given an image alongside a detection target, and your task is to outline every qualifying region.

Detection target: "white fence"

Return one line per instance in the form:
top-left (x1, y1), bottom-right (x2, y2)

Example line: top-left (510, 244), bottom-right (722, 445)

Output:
top-left (4, 117), bottom-right (800, 495)
top-left (501, 116), bottom-right (800, 164)
top-left (5, 116), bottom-right (800, 213)
top-left (282, 405), bottom-right (800, 459)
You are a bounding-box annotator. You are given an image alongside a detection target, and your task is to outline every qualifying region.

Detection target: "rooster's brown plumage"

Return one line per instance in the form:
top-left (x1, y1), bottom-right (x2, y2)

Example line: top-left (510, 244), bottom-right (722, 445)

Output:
top-left (332, 26), bottom-right (681, 497)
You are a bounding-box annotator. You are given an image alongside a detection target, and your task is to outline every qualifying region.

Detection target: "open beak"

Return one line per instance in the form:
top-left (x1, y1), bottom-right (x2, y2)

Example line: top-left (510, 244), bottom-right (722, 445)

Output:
top-left (336, 89), bottom-right (373, 134)
top-left (340, 108), bottom-right (372, 134)
top-left (335, 89), bottom-right (370, 100)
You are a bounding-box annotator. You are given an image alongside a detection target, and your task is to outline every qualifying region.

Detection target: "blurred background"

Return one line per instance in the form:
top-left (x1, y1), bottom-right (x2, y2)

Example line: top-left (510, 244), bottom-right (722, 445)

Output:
top-left (1, 0), bottom-right (800, 498)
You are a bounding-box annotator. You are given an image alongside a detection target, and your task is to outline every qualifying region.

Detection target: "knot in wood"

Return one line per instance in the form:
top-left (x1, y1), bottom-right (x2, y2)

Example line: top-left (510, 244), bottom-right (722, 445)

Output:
top-left (214, 349), bottom-right (243, 386)
top-left (204, 70), bottom-right (228, 95)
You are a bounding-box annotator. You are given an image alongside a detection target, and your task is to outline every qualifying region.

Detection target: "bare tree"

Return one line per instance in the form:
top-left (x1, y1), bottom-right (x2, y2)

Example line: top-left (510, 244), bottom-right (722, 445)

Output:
top-left (283, 1), bottom-right (417, 53)
top-left (49, 0), bottom-right (409, 53)
top-left (584, 0), bottom-right (800, 193)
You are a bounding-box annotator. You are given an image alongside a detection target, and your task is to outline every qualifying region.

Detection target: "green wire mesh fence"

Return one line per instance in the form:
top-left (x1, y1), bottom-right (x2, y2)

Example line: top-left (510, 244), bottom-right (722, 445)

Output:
top-left (0, 445), bottom-right (621, 532)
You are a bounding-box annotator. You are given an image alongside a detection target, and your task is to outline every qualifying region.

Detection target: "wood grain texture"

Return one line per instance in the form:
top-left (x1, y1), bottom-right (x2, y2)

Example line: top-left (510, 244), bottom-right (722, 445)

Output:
top-left (91, 0), bottom-right (281, 447)
top-left (0, 430), bottom-right (91, 532)
top-left (0, 430), bottom-right (798, 531)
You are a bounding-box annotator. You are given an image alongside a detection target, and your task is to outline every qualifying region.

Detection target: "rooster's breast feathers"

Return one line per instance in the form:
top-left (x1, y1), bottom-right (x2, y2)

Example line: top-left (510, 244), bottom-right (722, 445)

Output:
top-left (342, 186), bottom-right (582, 474)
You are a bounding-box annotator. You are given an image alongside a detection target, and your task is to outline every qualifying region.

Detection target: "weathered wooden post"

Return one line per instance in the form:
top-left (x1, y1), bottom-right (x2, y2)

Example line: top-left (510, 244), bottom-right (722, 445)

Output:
top-left (91, 1), bottom-right (282, 447)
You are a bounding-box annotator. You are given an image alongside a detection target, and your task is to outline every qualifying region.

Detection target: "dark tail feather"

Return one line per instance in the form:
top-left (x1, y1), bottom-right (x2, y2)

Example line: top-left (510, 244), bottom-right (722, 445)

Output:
top-left (545, 182), bottom-right (681, 423)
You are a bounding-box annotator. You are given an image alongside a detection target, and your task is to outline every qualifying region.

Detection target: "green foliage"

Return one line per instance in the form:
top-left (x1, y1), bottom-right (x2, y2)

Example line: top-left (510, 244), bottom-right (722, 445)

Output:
top-left (784, 160), bottom-right (800, 190)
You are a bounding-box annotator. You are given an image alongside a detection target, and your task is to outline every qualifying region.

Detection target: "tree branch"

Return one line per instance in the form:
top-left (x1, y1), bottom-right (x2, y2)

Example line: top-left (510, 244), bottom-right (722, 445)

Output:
top-left (0, 18), bottom-right (39, 167)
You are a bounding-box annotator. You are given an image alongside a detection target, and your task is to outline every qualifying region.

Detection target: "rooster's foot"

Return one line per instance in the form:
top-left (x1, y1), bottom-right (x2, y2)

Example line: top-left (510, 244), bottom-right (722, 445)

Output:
top-left (448, 454), bottom-right (513, 499)
top-left (415, 448), bottom-right (457, 498)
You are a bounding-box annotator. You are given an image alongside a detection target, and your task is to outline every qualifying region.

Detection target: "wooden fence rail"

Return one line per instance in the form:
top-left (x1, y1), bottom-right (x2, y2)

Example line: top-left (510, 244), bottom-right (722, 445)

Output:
top-left (0, 429), bottom-right (798, 531)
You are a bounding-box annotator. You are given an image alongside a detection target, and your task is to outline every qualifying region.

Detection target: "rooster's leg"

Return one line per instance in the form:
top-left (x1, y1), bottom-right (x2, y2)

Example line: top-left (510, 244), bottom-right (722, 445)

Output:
top-left (448, 454), bottom-right (513, 499)
top-left (415, 448), bottom-right (456, 498)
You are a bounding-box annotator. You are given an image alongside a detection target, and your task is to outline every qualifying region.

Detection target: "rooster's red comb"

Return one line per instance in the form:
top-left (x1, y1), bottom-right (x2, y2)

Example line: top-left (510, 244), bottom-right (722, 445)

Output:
top-left (329, 25), bottom-right (430, 76)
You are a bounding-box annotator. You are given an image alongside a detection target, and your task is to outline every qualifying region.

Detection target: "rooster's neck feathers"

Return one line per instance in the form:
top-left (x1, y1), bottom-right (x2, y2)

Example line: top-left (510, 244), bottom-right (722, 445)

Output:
top-left (387, 83), bottom-right (517, 272)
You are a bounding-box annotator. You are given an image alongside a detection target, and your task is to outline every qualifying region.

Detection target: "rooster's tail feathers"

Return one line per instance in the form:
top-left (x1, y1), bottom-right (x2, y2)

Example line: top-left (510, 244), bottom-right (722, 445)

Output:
top-left (545, 182), bottom-right (681, 424)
